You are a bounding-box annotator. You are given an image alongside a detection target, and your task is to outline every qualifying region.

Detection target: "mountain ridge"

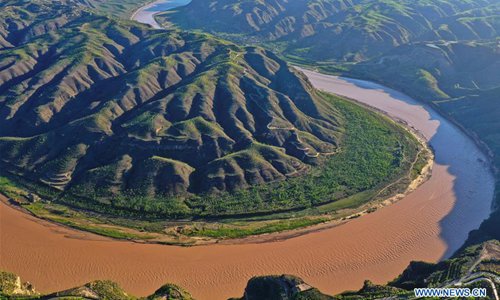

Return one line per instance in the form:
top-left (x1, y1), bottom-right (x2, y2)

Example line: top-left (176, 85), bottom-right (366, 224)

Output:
top-left (159, 0), bottom-right (500, 62)
top-left (0, 0), bottom-right (344, 216)
top-left (0, 0), bottom-right (419, 220)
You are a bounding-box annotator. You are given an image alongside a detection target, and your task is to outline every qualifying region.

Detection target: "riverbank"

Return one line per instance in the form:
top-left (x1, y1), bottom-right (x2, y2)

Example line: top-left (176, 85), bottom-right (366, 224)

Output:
top-left (1, 68), bottom-right (494, 299)
top-left (0, 90), bottom-right (431, 246)
top-left (130, 0), bottom-right (190, 28)
top-left (296, 62), bottom-right (499, 183)
top-left (0, 139), bottom-right (431, 246)
top-left (0, 1), bottom-right (494, 298)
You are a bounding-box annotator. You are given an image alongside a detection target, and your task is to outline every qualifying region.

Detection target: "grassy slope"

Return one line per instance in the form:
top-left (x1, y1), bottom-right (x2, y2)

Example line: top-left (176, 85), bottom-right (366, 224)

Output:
top-left (0, 0), bottom-right (332, 218)
top-left (79, 0), bottom-right (152, 17)
top-left (0, 271), bottom-right (194, 299)
top-left (159, 0), bottom-right (500, 245)
top-left (0, 0), bottom-right (421, 222)
top-left (0, 90), bottom-right (425, 242)
top-left (159, 0), bottom-right (500, 63)
top-left (185, 92), bottom-right (421, 218)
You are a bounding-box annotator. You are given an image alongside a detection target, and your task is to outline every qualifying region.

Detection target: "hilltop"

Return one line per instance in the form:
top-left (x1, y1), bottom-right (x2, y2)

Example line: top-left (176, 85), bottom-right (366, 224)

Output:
top-left (159, 0), bottom-right (500, 62)
top-left (0, 0), bottom-right (421, 229)
top-left (0, 272), bottom-right (194, 299)
top-left (0, 0), bottom-right (342, 217)
top-left (160, 0), bottom-right (500, 245)
top-left (75, 0), bottom-right (151, 17)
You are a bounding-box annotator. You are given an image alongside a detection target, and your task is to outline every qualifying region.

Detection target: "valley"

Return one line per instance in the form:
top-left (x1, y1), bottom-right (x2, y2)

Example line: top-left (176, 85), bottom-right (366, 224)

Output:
top-left (0, 0), bottom-right (424, 243)
top-left (0, 0), bottom-right (497, 299)
top-left (0, 36), bottom-right (493, 299)
top-left (158, 0), bottom-right (499, 63)
top-left (156, 0), bottom-right (500, 249)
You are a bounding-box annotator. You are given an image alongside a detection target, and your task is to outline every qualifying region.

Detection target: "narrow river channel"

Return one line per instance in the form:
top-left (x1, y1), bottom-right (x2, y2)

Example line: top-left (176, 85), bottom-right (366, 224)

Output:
top-left (0, 1), bottom-right (494, 299)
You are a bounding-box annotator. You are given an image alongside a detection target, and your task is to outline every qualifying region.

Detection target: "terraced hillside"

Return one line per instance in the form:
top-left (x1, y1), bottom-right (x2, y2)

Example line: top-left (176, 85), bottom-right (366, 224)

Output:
top-left (159, 0), bottom-right (500, 62)
top-left (0, 0), bottom-right (419, 220)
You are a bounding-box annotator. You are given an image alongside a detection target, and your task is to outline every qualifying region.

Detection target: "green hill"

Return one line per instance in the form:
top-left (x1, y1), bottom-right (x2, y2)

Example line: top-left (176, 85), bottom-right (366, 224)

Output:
top-left (0, 0), bottom-right (419, 221)
top-left (161, 0), bottom-right (500, 244)
top-left (159, 0), bottom-right (500, 62)
top-left (0, 271), bottom-right (194, 299)
top-left (76, 0), bottom-right (152, 17)
top-left (351, 40), bottom-right (500, 99)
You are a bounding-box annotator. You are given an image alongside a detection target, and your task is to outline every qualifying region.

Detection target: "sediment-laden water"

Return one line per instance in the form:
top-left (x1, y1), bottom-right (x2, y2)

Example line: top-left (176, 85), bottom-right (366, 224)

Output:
top-left (0, 1), bottom-right (494, 299)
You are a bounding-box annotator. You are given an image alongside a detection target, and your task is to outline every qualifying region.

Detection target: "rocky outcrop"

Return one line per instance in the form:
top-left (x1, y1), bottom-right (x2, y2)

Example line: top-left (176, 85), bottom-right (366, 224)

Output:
top-left (0, 271), bottom-right (37, 297)
top-left (147, 283), bottom-right (194, 300)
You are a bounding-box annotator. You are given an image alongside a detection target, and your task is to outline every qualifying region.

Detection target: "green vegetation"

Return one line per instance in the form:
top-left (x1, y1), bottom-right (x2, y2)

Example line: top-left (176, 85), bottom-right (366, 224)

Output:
top-left (0, 0), bottom-right (422, 226)
top-left (0, 272), bottom-right (19, 296)
top-left (0, 177), bottom-right (27, 202)
top-left (348, 39), bottom-right (500, 245)
top-left (81, 0), bottom-right (152, 17)
top-left (0, 271), bottom-right (37, 299)
top-left (184, 92), bottom-right (421, 218)
top-left (73, 280), bottom-right (130, 300)
top-left (392, 240), bottom-right (500, 289)
top-left (20, 202), bottom-right (156, 240)
top-left (0, 1), bottom-right (497, 300)
top-left (0, 88), bottom-right (423, 241)
top-left (0, 0), bottom-right (337, 218)
top-left (335, 281), bottom-right (411, 300)
top-left (236, 274), bottom-right (334, 300)
top-left (159, 0), bottom-right (499, 63)
top-left (148, 283), bottom-right (195, 300)
top-left (181, 217), bottom-right (328, 239)
top-left (0, 272), bottom-right (193, 299)
top-left (161, 0), bottom-right (500, 251)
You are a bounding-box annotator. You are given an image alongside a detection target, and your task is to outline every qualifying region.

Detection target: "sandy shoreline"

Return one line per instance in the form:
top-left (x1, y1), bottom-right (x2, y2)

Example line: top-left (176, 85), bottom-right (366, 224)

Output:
top-left (129, 0), bottom-right (155, 21)
top-left (129, 0), bottom-right (160, 28)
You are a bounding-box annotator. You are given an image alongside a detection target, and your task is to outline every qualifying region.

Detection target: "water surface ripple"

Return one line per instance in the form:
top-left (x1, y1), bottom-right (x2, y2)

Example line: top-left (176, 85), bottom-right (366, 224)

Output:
top-left (0, 1), bottom-right (494, 299)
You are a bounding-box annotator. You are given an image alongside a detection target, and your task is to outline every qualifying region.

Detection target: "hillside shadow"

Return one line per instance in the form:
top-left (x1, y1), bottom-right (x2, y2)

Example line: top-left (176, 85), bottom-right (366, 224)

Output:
top-left (341, 76), bottom-right (495, 260)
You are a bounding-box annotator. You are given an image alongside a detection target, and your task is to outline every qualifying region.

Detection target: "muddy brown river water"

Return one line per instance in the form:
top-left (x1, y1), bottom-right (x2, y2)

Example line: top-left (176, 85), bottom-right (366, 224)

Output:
top-left (0, 1), bottom-right (495, 299)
